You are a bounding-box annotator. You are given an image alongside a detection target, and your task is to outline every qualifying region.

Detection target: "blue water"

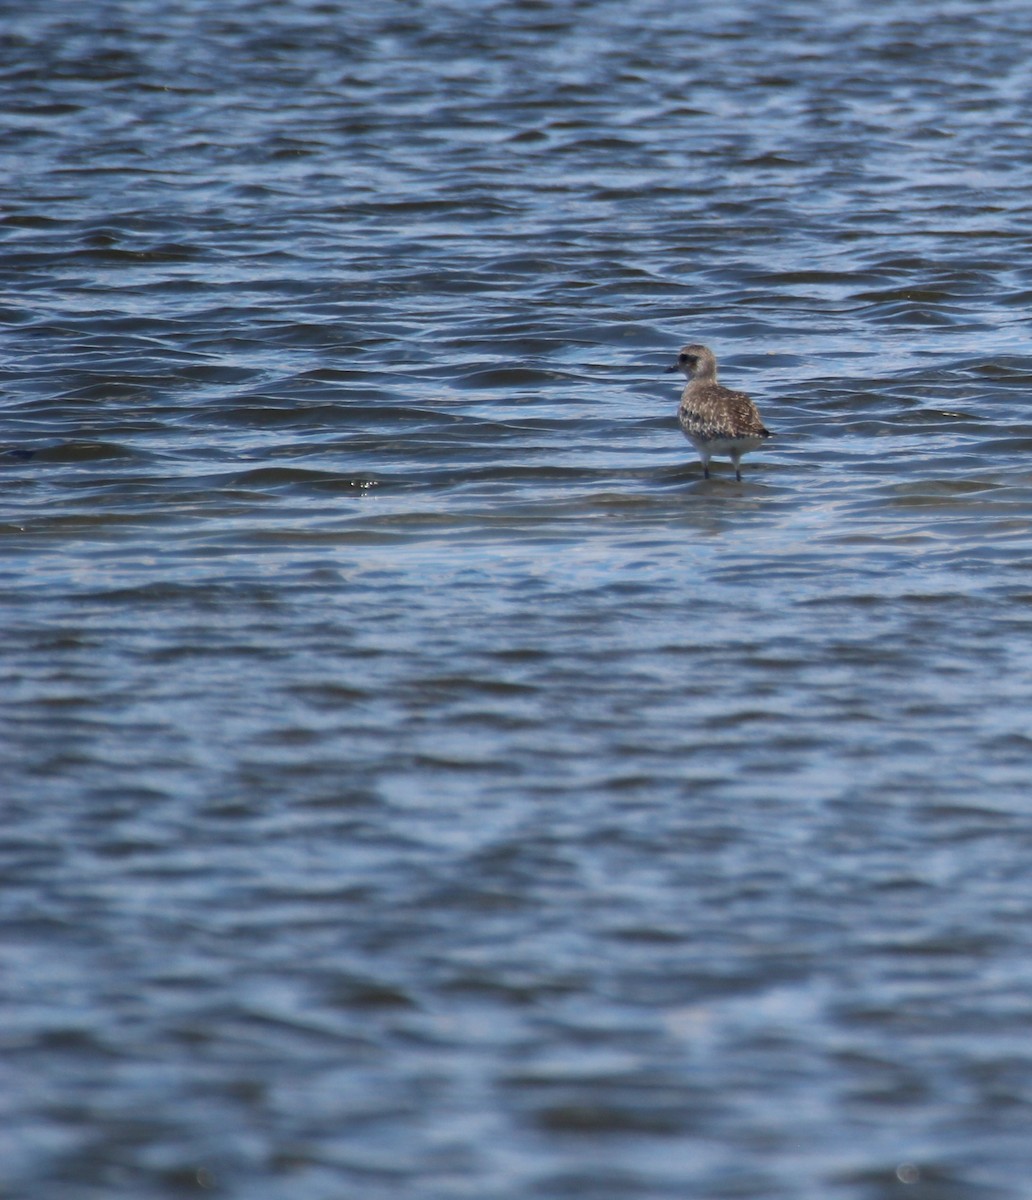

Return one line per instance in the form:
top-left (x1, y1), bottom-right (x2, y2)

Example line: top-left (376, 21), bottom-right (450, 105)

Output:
top-left (4, 2), bottom-right (1032, 1197)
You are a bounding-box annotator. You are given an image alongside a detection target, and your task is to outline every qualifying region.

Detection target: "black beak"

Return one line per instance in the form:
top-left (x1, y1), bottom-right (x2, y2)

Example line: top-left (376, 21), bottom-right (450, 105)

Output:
top-left (664, 363), bottom-right (678, 373)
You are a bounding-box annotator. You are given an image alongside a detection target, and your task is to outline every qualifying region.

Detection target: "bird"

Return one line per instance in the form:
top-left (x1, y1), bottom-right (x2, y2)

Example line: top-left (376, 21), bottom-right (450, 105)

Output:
top-left (666, 344), bottom-right (771, 481)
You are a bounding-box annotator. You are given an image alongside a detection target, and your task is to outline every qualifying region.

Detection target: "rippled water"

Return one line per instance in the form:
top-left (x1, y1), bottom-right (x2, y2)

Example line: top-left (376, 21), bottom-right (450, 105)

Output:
top-left (5, 1), bottom-right (1032, 1197)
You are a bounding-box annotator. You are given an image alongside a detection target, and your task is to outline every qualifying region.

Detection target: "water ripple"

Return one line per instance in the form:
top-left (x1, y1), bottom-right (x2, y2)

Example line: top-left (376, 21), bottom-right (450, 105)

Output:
top-left (6, 2), bottom-right (1032, 1198)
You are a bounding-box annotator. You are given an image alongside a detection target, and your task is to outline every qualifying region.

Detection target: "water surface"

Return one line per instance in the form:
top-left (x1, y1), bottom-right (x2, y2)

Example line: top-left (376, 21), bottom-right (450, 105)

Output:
top-left (4, 2), bottom-right (1032, 1197)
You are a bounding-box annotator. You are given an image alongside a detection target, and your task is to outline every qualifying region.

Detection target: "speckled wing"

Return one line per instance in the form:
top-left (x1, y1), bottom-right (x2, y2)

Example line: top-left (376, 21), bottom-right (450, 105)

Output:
top-left (678, 383), bottom-right (771, 441)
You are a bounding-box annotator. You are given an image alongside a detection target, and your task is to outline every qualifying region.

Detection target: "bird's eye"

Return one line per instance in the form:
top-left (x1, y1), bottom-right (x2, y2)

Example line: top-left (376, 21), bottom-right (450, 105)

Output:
top-left (679, 353), bottom-right (689, 363)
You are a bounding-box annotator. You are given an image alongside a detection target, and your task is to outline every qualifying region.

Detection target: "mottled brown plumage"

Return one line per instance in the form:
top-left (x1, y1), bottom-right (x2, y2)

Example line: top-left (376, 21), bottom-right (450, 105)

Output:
top-left (666, 343), bottom-right (771, 481)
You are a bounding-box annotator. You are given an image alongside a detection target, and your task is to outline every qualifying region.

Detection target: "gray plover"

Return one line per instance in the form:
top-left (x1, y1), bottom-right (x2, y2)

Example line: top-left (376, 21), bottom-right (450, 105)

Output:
top-left (666, 344), bottom-right (771, 481)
